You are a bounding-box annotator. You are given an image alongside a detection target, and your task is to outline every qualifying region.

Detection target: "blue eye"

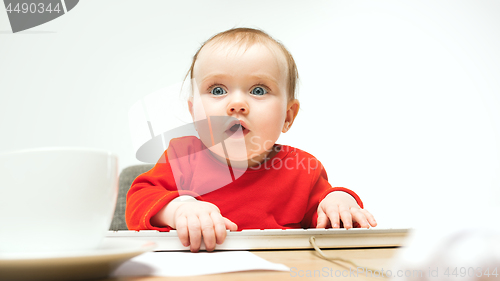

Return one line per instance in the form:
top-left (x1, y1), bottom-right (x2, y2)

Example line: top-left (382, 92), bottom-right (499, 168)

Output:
top-left (251, 86), bottom-right (267, 96)
top-left (211, 86), bottom-right (226, 96)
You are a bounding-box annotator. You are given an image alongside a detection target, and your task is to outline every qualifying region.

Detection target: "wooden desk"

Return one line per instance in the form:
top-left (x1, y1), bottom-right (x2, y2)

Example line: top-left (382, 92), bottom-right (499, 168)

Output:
top-left (100, 247), bottom-right (399, 281)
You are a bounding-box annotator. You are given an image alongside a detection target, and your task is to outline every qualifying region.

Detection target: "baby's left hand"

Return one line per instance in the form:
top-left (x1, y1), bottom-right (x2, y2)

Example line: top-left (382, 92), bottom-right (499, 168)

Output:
top-left (316, 191), bottom-right (377, 229)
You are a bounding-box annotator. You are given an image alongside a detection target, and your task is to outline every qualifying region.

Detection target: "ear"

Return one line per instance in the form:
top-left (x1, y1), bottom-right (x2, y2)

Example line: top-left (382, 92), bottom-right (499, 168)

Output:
top-left (282, 99), bottom-right (300, 133)
top-left (188, 99), bottom-right (194, 120)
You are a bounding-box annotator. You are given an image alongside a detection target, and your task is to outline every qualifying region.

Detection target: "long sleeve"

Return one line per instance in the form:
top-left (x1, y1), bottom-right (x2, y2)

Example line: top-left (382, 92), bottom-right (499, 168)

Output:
top-left (125, 152), bottom-right (199, 231)
top-left (300, 160), bottom-right (364, 228)
top-left (125, 137), bottom-right (365, 231)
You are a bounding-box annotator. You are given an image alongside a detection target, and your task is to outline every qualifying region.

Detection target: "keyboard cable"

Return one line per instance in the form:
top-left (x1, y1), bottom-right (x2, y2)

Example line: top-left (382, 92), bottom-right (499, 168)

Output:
top-left (309, 236), bottom-right (389, 278)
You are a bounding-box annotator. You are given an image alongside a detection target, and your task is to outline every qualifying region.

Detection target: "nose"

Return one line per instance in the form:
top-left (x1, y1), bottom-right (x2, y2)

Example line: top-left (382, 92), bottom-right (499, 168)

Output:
top-left (226, 93), bottom-right (249, 115)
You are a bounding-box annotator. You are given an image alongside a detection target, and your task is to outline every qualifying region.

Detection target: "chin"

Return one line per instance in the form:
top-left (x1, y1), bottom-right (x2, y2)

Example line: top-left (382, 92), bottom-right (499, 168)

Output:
top-left (207, 144), bottom-right (248, 161)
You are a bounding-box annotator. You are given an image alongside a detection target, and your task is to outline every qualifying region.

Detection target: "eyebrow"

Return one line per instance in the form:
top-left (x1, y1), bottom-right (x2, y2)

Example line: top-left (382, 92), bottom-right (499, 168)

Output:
top-left (201, 73), bottom-right (280, 87)
top-left (200, 73), bottom-right (233, 84)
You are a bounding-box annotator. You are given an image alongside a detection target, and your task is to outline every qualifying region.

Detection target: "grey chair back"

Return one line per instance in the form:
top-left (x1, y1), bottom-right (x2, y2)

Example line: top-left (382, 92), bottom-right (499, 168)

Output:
top-left (109, 164), bottom-right (155, 230)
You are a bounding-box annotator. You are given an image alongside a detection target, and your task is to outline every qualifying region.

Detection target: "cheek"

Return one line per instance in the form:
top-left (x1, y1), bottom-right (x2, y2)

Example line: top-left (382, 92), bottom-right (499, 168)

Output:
top-left (254, 106), bottom-right (286, 144)
top-left (191, 97), bottom-right (211, 122)
top-left (263, 103), bottom-right (287, 129)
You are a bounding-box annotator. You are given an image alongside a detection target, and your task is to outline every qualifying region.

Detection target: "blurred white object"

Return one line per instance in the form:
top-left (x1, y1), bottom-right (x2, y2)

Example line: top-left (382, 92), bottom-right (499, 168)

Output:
top-left (391, 207), bottom-right (500, 281)
top-left (0, 148), bottom-right (118, 253)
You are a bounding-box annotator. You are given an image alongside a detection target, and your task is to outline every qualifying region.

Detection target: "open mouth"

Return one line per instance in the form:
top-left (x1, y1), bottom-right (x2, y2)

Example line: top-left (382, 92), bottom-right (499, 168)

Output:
top-left (225, 121), bottom-right (250, 138)
top-left (229, 123), bottom-right (244, 132)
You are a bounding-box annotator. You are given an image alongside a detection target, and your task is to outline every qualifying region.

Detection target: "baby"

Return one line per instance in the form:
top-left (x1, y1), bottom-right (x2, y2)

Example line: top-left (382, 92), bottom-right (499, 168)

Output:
top-left (126, 27), bottom-right (377, 252)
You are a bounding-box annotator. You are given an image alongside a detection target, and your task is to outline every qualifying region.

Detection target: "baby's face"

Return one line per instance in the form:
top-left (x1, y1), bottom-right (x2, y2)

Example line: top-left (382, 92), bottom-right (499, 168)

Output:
top-left (189, 42), bottom-right (295, 167)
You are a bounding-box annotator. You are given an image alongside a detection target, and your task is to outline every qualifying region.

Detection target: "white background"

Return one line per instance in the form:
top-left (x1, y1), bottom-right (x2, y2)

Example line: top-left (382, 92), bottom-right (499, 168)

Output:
top-left (1, 1), bottom-right (499, 228)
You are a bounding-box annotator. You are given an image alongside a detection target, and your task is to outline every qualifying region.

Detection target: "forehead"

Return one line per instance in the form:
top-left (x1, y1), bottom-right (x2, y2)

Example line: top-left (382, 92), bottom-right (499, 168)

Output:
top-left (193, 41), bottom-right (288, 85)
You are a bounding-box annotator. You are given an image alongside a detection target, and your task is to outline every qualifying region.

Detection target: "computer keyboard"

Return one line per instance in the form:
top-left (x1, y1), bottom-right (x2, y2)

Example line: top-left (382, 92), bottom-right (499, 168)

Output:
top-left (106, 228), bottom-right (410, 251)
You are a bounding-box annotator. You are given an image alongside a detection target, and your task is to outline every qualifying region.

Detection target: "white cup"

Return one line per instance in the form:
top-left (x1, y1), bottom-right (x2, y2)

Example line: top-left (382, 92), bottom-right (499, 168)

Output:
top-left (0, 147), bottom-right (118, 253)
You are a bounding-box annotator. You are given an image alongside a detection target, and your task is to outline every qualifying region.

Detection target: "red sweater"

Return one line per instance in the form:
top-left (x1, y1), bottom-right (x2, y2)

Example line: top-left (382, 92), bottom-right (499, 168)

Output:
top-left (126, 136), bottom-right (363, 231)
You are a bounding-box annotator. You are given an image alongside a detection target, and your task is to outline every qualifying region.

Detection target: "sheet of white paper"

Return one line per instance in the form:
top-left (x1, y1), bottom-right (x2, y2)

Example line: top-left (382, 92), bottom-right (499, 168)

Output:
top-left (112, 251), bottom-right (290, 277)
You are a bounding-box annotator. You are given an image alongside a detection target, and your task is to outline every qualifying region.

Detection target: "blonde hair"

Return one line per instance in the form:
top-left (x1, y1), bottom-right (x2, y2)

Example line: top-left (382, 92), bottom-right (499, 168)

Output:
top-left (185, 27), bottom-right (299, 101)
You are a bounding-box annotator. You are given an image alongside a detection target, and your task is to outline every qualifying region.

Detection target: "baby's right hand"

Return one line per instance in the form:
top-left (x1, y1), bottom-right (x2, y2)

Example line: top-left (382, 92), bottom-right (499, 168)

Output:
top-left (169, 201), bottom-right (238, 252)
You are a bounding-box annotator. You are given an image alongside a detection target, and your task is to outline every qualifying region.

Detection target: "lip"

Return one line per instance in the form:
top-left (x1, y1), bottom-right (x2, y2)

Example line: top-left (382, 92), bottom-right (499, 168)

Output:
top-left (226, 119), bottom-right (249, 131)
top-left (225, 118), bottom-right (250, 139)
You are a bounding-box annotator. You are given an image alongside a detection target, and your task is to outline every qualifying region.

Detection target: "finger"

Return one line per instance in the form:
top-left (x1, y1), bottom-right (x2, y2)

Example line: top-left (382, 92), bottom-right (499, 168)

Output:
top-left (187, 215), bottom-right (202, 253)
top-left (322, 204), bottom-right (340, 229)
top-left (199, 213), bottom-right (216, 252)
top-left (338, 204), bottom-right (352, 229)
top-left (350, 208), bottom-right (370, 228)
top-left (210, 212), bottom-right (227, 245)
top-left (223, 217), bottom-right (238, 231)
top-left (361, 209), bottom-right (377, 227)
top-left (175, 216), bottom-right (190, 247)
top-left (316, 208), bottom-right (328, 228)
